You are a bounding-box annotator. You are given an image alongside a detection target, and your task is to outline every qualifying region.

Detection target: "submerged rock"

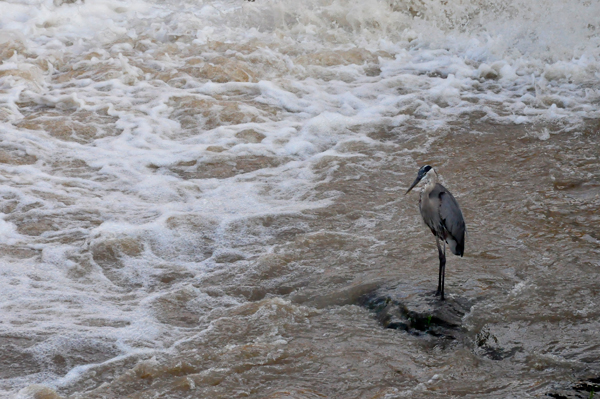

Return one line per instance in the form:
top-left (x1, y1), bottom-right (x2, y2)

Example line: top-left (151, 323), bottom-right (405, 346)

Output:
top-left (358, 285), bottom-right (474, 340)
top-left (547, 376), bottom-right (600, 399)
top-left (359, 286), bottom-right (525, 360)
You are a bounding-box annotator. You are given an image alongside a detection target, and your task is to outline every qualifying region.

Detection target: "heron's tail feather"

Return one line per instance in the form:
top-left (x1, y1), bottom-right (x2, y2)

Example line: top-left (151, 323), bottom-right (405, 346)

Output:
top-left (446, 236), bottom-right (464, 257)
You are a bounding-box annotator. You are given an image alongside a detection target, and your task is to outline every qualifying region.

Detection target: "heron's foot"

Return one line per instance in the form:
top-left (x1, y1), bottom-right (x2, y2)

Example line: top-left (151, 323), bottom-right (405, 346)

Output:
top-left (435, 288), bottom-right (441, 296)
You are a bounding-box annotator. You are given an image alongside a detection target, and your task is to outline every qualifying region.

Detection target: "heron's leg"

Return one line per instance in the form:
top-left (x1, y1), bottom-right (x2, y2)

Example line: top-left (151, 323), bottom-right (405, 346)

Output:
top-left (441, 240), bottom-right (446, 301)
top-left (435, 237), bottom-right (446, 298)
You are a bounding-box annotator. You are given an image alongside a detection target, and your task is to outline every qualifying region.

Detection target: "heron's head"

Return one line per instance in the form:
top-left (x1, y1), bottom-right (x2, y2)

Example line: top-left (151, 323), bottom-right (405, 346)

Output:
top-left (405, 165), bottom-right (435, 194)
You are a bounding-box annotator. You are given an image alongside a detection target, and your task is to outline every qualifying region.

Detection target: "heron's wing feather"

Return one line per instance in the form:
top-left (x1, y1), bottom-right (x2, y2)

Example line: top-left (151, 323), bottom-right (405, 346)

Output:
top-left (433, 183), bottom-right (466, 255)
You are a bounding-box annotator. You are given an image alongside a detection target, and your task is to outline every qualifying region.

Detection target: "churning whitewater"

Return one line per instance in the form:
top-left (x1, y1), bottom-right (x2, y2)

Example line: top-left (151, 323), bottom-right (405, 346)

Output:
top-left (1, 0), bottom-right (599, 397)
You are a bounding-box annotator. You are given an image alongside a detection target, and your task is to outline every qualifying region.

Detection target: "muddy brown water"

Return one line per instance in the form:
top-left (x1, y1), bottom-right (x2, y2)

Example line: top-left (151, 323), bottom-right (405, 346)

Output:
top-left (2, 3), bottom-right (600, 394)
top-left (15, 119), bottom-right (594, 399)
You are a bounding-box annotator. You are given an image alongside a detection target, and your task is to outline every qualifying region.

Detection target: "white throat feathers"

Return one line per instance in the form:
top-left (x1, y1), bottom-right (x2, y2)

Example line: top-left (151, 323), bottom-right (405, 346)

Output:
top-left (422, 167), bottom-right (438, 192)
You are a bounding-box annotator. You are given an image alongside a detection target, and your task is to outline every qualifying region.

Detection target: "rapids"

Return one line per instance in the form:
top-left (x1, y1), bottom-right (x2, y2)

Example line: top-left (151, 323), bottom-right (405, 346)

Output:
top-left (1, 0), bottom-right (599, 397)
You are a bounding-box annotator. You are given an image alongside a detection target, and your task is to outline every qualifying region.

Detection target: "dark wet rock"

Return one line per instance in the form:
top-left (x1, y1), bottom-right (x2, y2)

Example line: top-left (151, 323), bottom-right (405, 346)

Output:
top-left (547, 376), bottom-right (600, 399)
top-left (358, 285), bottom-right (473, 340)
top-left (358, 286), bottom-right (539, 364)
top-left (473, 325), bottom-right (523, 360)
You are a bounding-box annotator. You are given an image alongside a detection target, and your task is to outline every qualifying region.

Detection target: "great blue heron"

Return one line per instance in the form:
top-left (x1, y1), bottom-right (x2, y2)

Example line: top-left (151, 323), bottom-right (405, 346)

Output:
top-left (405, 165), bottom-right (466, 300)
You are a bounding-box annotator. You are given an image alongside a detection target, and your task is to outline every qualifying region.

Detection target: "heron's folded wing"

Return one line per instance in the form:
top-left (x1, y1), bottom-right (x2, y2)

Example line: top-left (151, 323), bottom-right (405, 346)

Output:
top-left (438, 188), bottom-right (466, 254)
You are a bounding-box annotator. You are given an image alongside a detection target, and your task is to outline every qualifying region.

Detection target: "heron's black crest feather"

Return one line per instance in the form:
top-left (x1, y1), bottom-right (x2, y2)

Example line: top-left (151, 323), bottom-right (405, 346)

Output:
top-left (418, 165), bottom-right (432, 179)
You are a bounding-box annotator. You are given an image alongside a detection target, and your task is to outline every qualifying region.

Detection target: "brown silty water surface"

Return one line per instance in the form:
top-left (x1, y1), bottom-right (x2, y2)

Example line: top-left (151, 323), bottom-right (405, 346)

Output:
top-left (1, 0), bottom-right (600, 398)
top-left (24, 122), bottom-right (600, 398)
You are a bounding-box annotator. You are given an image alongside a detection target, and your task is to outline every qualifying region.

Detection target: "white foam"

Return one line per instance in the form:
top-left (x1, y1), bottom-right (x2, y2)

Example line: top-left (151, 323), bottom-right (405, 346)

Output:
top-left (0, 0), bottom-right (599, 394)
top-left (0, 216), bottom-right (22, 245)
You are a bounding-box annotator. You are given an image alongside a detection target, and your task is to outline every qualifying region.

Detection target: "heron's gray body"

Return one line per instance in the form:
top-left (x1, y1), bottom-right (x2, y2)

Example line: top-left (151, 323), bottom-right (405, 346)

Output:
top-left (419, 182), bottom-right (465, 257)
top-left (406, 165), bottom-right (466, 300)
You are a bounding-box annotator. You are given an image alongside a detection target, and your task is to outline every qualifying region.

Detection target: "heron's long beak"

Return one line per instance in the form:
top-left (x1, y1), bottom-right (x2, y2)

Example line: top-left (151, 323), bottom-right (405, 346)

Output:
top-left (405, 176), bottom-right (422, 194)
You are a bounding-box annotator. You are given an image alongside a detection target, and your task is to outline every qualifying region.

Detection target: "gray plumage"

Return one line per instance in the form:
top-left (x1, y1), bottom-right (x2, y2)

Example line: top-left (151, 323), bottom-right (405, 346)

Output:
top-left (406, 165), bottom-right (466, 300)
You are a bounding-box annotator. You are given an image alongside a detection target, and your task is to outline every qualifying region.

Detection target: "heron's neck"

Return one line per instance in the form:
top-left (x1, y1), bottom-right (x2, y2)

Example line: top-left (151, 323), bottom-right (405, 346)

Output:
top-left (423, 170), bottom-right (438, 191)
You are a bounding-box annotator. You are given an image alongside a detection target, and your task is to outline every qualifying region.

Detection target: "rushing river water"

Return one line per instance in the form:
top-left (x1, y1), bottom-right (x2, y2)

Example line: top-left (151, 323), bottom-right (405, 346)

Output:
top-left (1, 0), bottom-right (600, 397)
